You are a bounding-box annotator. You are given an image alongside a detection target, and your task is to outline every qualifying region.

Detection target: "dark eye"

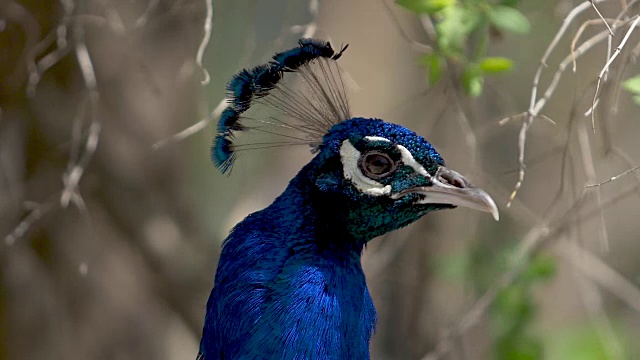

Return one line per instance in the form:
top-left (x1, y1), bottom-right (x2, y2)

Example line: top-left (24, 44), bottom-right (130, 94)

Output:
top-left (359, 151), bottom-right (397, 179)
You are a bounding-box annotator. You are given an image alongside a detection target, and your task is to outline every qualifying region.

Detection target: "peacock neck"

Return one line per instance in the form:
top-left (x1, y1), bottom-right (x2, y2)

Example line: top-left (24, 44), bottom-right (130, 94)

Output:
top-left (268, 163), bottom-right (369, 255)
top-left (219, 165), bottom-right (376, 359)
top-left (203, 158), bottom-right (379, 359)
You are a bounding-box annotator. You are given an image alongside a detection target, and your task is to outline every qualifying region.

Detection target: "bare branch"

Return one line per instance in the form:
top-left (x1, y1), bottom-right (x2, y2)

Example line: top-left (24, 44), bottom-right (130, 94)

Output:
top-left (152, 99), bottom-right (227, 150)
top-left (610, 146), bottom-right (640, 186)
top-left (586, 165), bottom-right (640, 187)
top-left (4, 199), bottom-right (57, 245)
top-left (591, 15), bottom-right (640, 132)
top-left (377, 0), bottom-right (432, 53)
top-left (291, 0), bottom-right (320, 39)
top-left (571, 18), bottom-right (620, 72)
top-left (577, 121), bottom-right (609, 251)
top-left (559, 241), bottom-right (640, 313)
top-left (530, 1), bottom-right (596, 109)
top-left (195, 0), bottom-right (213, 85)
top-left (508, 28), bottom-right (612, 207)
top-left (59, 20), bottom-right (101, 212)
top-left (590, 0), bottom-right (616, 35)
top-left (498, 112), bottom-right (525, 126)
top-left (506, 1), bottom-right (604, 207)
top-left (135, 0), bottom-right (159, 28)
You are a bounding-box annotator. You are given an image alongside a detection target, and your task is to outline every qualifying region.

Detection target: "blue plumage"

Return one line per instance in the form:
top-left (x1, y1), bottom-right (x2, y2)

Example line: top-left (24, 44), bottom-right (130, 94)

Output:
top-left (211, 135), bottom-right (235, 174)
top-left (200, 39), bottom-right (499, 360)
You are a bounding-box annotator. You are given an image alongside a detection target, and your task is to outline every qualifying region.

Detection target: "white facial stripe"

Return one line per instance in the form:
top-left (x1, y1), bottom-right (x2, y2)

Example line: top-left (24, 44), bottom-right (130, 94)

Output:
top-left (364, 136), bottom-right (391, 143)
top-left (396, 145), bottom-right (431, 178)
top-left (339, 140), bottom-right (392, 196)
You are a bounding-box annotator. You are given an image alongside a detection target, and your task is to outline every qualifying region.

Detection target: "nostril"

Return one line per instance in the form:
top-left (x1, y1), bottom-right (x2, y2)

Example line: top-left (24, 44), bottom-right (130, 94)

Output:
top-left (439, 172), bottom-right (467, 189)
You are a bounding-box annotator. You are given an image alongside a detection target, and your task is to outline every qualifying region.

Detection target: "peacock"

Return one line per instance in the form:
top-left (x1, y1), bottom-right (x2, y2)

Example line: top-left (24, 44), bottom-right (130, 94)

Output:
top-left (198, 39), bottom-right (499, 360)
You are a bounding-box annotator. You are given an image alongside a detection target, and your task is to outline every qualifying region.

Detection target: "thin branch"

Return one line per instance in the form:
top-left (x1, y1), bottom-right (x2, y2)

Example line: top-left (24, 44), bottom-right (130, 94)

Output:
top-left (4, 199), bottom-right (57, 245)
top-left (577, 121), bottom-right (609, 251)
top-left (591, 15), bottom-right (640, 132)
top-left (530, 1), bottom-right (596, 109)
top-left (377, 0), bottom-right (432, 53)
top-left (452, 83), bottom-right (478, 172)
top-left (559, 241), bottom-right (640, 313)
top-left (60, 21), bottom-right (101, 211)
top-left (291, 0), bottom-right (320, 39)
top-left (195, 0), bottom-right (212, 85)
top-left (590, 0), bottom-right (615, 35)
top-left (610, 146), bottom-right (640, 187)
top-left (586, 165), bottom-right (640, 187)
top-left (507, 0), bottom-right (640, 206)
top-left (498, 112), bottom-right (525, 126)
top-left (156, 0), bottom-right (326, 150)
top-left (508, 29), bottom-right (611, 207)
top-left (152, 99), bottom-right (226, 150)
top-left (571, 18), bottom-right (620, 72)
top-left (135, 0), bottom-right (159, 28)
top-left (506, 1), bottom-right (603, 207)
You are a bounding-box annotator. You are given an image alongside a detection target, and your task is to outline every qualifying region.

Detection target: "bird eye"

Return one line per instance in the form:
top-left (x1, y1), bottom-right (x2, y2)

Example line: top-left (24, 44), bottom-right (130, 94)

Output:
top-left (359, 151), bottom-right (397, 179)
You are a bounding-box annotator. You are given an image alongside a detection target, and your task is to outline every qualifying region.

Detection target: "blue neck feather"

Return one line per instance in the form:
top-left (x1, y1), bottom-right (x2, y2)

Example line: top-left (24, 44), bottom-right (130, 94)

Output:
top-left (200, 151), bottom-right (377, 360)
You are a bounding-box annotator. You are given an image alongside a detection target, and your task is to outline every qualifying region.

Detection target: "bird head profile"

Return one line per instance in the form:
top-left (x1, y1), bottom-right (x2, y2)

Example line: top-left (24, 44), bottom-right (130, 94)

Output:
top-left (307, 117), bottom-right (498, 240)
top-left (200, 39), bottom-right (498, 360)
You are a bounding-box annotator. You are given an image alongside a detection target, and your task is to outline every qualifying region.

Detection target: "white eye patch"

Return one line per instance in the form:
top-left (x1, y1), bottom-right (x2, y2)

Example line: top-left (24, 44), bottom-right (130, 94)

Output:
top-left (339, 138), bottom-right (434, 197)
top-left (364, 136), bottom-right (392, 143)
top-left (339, 140), bottom-right (392, 196)
top-left (396, 145), bottom-right (431, 178)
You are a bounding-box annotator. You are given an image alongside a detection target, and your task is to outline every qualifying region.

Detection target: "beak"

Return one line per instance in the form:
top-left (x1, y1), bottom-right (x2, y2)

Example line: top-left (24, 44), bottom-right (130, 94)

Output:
top-left (392, 166), bottom-right (499, 221)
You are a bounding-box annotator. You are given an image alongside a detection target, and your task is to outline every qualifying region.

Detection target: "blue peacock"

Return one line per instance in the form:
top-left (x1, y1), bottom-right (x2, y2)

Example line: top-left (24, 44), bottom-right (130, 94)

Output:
top-left (198, 39), bottom-right (499, 360)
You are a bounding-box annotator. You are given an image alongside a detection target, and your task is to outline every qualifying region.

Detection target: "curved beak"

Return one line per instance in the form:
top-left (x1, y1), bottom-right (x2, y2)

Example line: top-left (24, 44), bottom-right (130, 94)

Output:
top-left (392, 166), bottom-right (499, 221)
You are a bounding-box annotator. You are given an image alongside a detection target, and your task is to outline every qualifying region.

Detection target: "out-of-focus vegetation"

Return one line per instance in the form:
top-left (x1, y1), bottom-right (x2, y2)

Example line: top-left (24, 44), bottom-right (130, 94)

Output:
top-left (2, 1), bottom-right (640, 360)
top-left (397, 0), bottom-right (530, 96)
top-left (623, 75), bottom-right (640, 104)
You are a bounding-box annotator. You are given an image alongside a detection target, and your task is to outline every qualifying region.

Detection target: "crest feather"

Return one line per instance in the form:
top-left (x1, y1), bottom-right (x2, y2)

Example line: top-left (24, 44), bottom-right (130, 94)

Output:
top-left (212, 38), bottom-right (351, 174)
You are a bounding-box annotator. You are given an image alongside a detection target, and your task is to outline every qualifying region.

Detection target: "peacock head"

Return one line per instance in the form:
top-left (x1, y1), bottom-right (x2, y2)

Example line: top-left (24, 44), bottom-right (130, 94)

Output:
top-left (212, 39), bottom-right (498, 241)
top-left (308, 117), bottom-right (498, 240)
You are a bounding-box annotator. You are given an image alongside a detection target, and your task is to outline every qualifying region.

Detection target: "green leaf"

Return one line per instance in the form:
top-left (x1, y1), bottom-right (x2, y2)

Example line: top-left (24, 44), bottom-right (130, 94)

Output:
top-left (395, 0), bottom-right (454, 14)
top-left (420, 54), bottom-right (446, 85)
top-left (489, 6), bottom-right (530, 35)
top-left (463, 66), bottom-right (484, 97)
top-left (523, 255), bottom-right (556, 282)
top-left (623, 75), bottom-right (640, 94)
top-left (495, 336), bottom-right (544, 360)
top-left (495, 285), bottom-right (533, 326)
top-left (436, 6), bottom-right (482, 53)
top-left (480, 57), bottom-right (513, 74)
top-left (634, 95), bottom-right (640, 105)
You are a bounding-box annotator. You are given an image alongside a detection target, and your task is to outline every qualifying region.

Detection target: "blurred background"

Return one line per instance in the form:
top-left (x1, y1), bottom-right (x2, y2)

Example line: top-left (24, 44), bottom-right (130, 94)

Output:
top-left (2, 0), bottom-right (640, 359)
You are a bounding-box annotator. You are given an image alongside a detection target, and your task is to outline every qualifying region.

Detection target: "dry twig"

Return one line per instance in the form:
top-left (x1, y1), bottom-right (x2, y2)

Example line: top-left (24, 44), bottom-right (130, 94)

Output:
top-left (586, 165), bottom-right (640, 187)
top-left (590, 15), bottom-right (640, 132)
top-left (196, 0), bottom-right (213, 85)
top-left (506, 1), bottom-right (600, 208)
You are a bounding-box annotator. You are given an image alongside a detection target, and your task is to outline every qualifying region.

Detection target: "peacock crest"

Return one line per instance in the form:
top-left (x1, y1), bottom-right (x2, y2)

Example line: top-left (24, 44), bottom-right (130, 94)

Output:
top-left (212, 39), bottom-right (350, 173)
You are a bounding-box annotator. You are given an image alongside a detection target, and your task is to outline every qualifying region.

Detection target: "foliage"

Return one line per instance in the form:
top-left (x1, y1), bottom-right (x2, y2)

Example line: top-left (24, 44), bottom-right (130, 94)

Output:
top-left (545, 322), bottom-right (631, 360)
top-left (396, 0), bottom-right (529, 96)
top-left (623, 75), bottom-right (640, 105)
top-left (436, 244), bottom-right (556, 360)
top-left (491, 254), bottom-right (555, 360)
